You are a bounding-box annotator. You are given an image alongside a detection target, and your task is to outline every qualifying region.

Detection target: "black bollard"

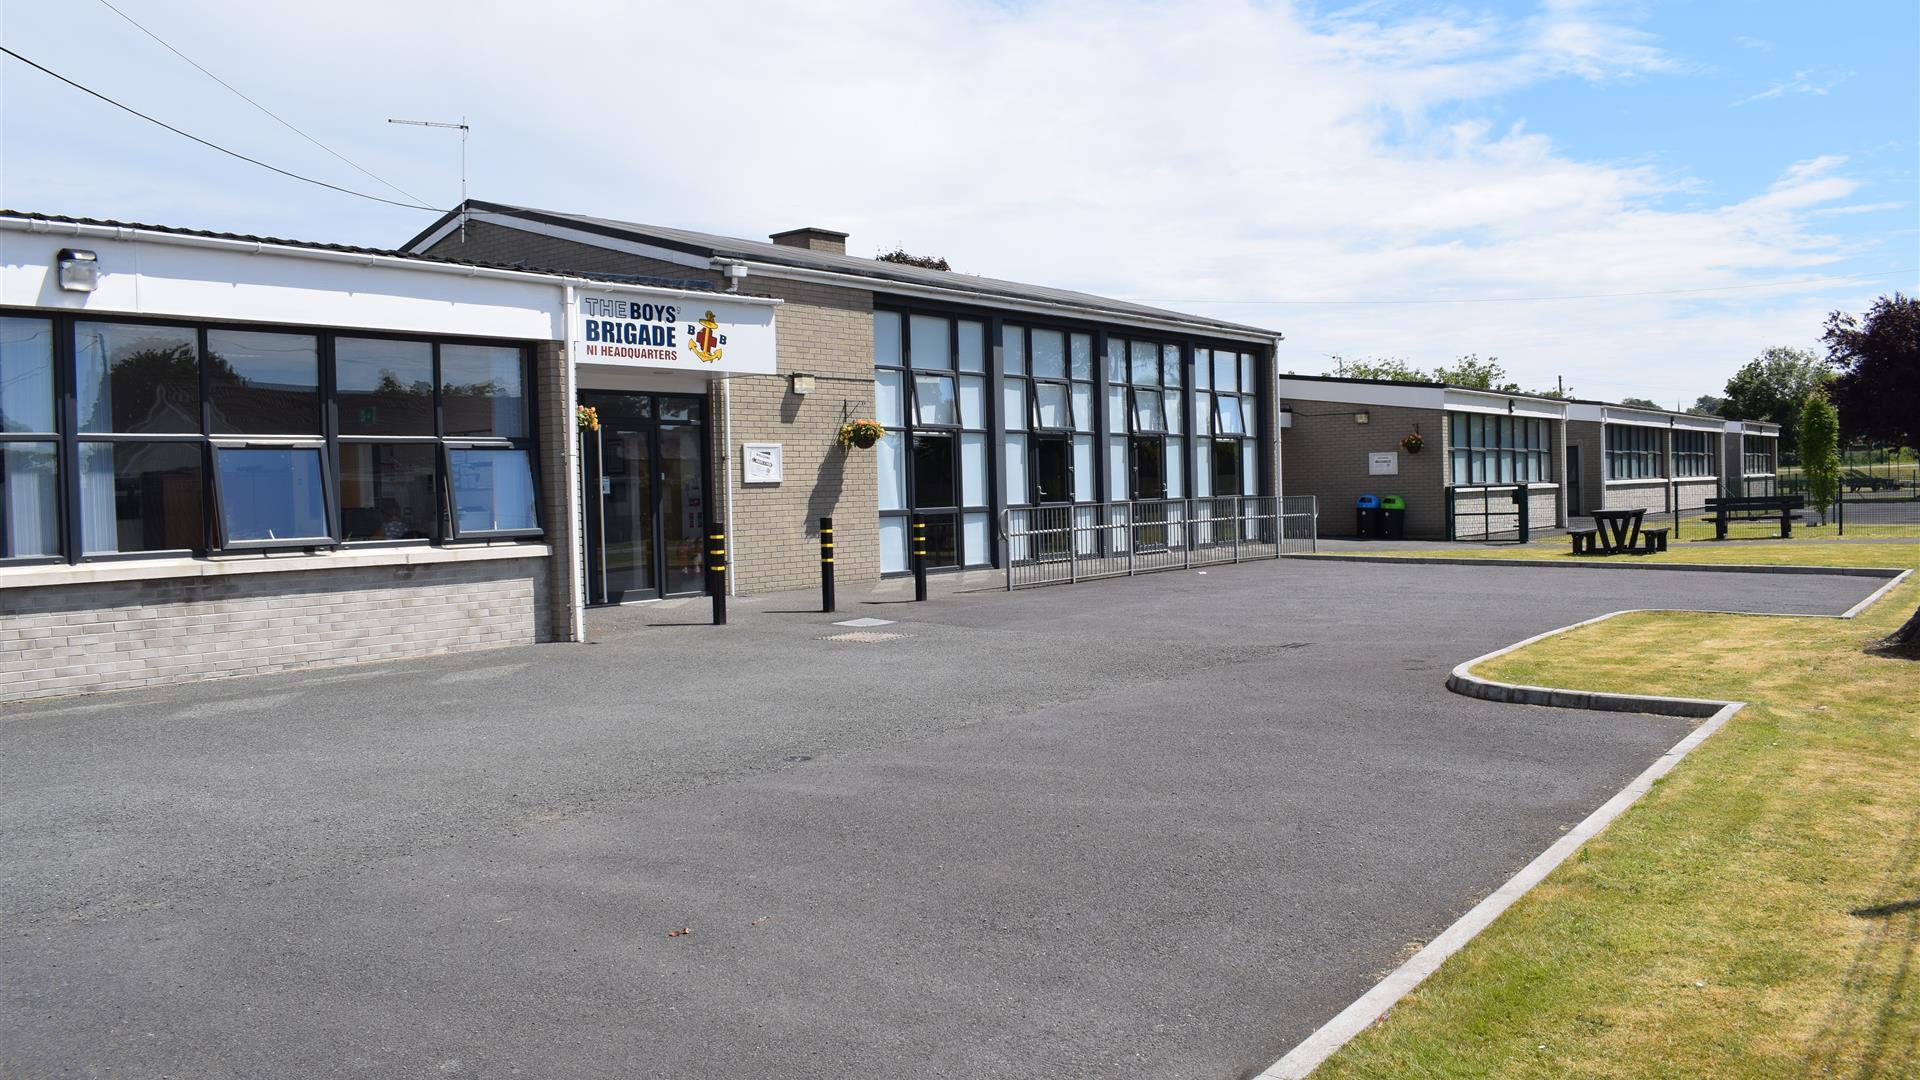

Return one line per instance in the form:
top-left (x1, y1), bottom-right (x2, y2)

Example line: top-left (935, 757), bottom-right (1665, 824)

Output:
top-left (912, 518), bottom-right (928, 602)
top-left (819, 516), bottom-right (835, 613)
top-left (707, 518), bottom-right (727, 626)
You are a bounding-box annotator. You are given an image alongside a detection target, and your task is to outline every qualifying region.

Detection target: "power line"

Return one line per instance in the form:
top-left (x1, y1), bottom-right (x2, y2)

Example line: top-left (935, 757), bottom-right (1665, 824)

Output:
top-left (93, 0), bottom-right (427, 206)
top-left (0, 45), bottom-right (441, 213)
top-left (1124, 268), bottom-right (1919, 306)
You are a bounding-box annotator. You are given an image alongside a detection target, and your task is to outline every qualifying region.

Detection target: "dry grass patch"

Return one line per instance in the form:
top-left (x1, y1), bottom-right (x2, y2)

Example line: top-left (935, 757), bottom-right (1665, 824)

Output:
top-left (1309, 578), bottom-right (1920, 1079)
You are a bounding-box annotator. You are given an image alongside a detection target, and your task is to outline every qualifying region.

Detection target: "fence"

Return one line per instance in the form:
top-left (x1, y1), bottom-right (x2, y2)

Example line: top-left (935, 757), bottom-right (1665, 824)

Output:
top-left (1000, 496), bottom-right (1317, 589)
top-left (1776, 446), bottom-right (1920, 533)
top-left (1446, 484), bottom-right (1554, 543)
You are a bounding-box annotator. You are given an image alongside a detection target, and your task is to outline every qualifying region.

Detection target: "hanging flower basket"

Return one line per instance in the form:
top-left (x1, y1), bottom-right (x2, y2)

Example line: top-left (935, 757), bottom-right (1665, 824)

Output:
top-left (1400, 431), bottom-right (1424, 454)
top-left (576, 405), bottom-right (601, 432)
top-left (838, 418), bottom-right (885, 449)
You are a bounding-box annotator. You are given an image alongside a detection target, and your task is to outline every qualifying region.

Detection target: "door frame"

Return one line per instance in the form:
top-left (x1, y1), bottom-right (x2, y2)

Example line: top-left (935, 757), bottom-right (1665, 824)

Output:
top-left (578, 390), bottom-right (712, 605)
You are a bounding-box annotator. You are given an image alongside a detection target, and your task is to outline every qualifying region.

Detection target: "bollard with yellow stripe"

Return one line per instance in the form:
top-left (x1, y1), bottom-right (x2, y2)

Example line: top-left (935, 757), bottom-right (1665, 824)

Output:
top-left (706, 523), bottom-right (728, 625)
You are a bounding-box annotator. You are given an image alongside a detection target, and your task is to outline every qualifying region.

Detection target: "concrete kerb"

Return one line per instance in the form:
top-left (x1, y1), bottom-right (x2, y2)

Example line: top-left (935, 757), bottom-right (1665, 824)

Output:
top-left (1257, 566), bottom-right (1912, 1080)
top-left (1287, 552), bottom-right (1906, 578)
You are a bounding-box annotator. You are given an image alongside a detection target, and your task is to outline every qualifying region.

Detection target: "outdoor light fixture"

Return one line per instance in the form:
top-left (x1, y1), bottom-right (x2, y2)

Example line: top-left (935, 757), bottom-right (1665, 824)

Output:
top-left (56, 248), bottom-right (99, 292)
top-left (1353, 410), bottom-right (1369, 425)
top-left (790, 373), bottom-right (815, 396)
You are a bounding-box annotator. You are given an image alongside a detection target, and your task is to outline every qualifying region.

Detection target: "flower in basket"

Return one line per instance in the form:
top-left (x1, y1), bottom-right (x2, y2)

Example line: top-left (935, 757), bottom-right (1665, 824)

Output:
top-left (576, 405), bottom-right (601, 432)
top-left (1400, 431), bottom-right (1424, 454)
top-left (838, 418), bottom-right (885, 449)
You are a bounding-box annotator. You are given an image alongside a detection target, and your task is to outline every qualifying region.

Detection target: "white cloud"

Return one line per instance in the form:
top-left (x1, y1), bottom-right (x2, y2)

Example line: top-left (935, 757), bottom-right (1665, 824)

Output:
top-left (1732, 69), bottom-right (1854, 106)
top-left (0, 0), bottom-right (1899, 402)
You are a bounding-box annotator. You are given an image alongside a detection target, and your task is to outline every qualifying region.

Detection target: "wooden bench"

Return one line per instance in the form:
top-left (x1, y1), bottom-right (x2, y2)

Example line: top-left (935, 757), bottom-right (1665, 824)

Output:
top-left (1570, 526), bottom-right (1600, 554)
top-left (1640, 526), bottom-right (1669, 553)
top-left (1705, 495), bottom-right (1805, 540)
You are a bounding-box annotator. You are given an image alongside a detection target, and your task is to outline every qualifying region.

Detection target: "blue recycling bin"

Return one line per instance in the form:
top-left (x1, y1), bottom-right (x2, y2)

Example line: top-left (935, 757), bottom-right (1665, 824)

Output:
top-left (1356, 494), bottom-right (1381, 539)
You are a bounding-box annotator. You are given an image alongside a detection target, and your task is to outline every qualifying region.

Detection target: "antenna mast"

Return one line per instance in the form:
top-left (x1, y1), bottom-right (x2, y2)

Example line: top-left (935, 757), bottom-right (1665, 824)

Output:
top-left (388, 116), bottom-right (470, 240)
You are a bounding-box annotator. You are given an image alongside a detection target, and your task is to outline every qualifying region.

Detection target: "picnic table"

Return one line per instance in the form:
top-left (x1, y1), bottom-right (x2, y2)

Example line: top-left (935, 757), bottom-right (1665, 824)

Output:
top-left (1570, 508), bottom-right (1669, 555)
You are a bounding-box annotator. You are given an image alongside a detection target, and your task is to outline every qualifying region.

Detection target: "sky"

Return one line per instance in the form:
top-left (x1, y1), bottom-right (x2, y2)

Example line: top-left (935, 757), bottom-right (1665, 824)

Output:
top-left (2, 0), bottom-right (1914, 406)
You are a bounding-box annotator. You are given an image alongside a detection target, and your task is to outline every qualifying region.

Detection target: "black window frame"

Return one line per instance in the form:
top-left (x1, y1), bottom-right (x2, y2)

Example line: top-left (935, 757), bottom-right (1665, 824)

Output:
top-left (1604, 423), bottom-right (1664, 480)
top-left (0, 314), bottom-right (65, 564)
top-left (875, 307), bottom-right (991, 572)
top-left (1450, 414), bottom-right (1552, 485)
top-left (209, 439), bottom-right (336, 550)
top-left (1672, 429), bottom-right (1715, 478)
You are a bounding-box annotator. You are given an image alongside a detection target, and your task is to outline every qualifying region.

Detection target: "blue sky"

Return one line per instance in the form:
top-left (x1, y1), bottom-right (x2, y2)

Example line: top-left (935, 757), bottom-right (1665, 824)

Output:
top-left (2, 1), bottom-right (1914, 405)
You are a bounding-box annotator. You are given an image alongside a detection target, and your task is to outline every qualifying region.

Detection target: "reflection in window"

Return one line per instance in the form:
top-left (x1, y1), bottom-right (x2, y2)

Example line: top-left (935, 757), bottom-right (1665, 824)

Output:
top-left (208, 330), bottom-right (320, 434)
top-left (2, 442), bottom-right (59, 557)
top-left (340, 442), bottom-right (437, 541)
top-left (79, 441), bottom-right (205, 553)
top-left (913, 374), bottom-right (957, 426)
top-left (1132, 390), bottom-right (1166, 432)
top-left (75, 322), bottom-right (201, 434)
top-left (1031, 329), bottom-right (1066, 380)
top-left (448, 447), bottom-right (538, 535)
top-left (1034, 383), bottom-right (1071, 428)
top-left (214, 446), bottom-right (330, 544)
top-left (909, 315), bottom-right (950, 369)
top-left (0, 317), bottom-right (56, 433)
top-left (442, 345), bottom-right (526, 438)
top-left (337, 338), bottom-right (433, 436)
top-left (911, 433), bottom-right (956, 508)
top-left (1216, 395), bottom-right (1245, 435)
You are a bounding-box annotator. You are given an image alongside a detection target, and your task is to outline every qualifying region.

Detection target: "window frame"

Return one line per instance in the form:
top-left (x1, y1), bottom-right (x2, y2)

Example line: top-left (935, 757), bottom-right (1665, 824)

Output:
top-left (1449, 414), bottom-right (1552, 486)
top-left (1604, 423), bottom-right (1664, 480)
top-left (0, 315), bottom-right (65, 564)
top-left (442, 441), bottom-right (544, 541)
top-left (209, 439), bottom-right (336, 551)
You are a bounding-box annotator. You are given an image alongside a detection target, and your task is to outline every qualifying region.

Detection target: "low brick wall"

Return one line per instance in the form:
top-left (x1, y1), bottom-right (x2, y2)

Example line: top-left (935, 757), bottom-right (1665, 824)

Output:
top-left (1, 552), bottom-right (549, 703)
top-left (1453, 485), bottom-right (1561, 539)
top-left (1674, 479), bottom-right (1718, 512)
top-left (1600, 479), bottom-right (1670, 514)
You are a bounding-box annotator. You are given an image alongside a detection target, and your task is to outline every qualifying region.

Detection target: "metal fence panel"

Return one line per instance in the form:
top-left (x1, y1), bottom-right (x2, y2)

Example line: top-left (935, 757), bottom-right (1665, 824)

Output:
top-left (1001, 496), bottom-right (1316, 589)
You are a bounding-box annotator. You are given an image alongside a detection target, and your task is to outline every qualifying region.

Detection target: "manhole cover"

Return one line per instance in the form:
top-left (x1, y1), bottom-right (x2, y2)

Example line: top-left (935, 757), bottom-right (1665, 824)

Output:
top-left (820, 631), bottom-right (905, 643)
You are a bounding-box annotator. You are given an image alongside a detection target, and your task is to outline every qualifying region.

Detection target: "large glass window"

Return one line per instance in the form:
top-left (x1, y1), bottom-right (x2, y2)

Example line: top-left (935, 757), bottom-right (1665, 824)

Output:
top-left (1604, 424), bottom-right (1663, 480)
top-left (447, 447), bottom-right (538, 536)
top-left (2, 318), bottom-right (60, 559)
top-left (75, 322), bottom-right (201, 434)
top-left (442, 344), bottom-right (526, 438)
top-left (79, 441), bottom-right (205, 554)
top-left (1743, 435), bottom-right (1776, 476)
top-left (340, 443), bottom-right (437, 541)
top-left (337, 338), bottom-right (434, 436)
top-left (1673, 430), bottom-right (1714, 478)
top-left (875, 310), bottom-right (990, 569)
top-left (1450, 414), bottom-right (1552, 484)
top-left (213, 445), bottom-right (331, 545)
top-left (207, 330), bottom-right (320, 434)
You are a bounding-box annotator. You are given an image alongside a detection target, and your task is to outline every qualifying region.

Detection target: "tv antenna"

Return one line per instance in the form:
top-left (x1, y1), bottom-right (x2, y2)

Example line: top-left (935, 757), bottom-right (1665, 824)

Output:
top-left (388, 116), bottom-right (469, 239)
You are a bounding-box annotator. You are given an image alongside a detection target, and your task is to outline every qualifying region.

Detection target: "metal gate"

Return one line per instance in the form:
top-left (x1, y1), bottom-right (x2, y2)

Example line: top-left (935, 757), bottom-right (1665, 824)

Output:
top-left (1000, 496), bottom-right (1317, 589)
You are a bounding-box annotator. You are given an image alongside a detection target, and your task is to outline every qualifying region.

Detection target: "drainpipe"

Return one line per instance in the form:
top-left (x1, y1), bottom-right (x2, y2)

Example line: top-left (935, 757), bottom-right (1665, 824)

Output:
top-left (560, 283), bottom-right (587, 643)
top-left (723, 376), bottom-right (737, 597)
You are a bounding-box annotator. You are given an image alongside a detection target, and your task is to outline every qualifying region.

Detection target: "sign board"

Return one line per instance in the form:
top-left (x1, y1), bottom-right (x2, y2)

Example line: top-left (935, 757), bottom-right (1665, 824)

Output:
top-left (742, 442), bottom-right (784, 484)
top-left (1368, 452), bottom-right (1399, 476)
top-left (572, 293), bottom-right (776, 377)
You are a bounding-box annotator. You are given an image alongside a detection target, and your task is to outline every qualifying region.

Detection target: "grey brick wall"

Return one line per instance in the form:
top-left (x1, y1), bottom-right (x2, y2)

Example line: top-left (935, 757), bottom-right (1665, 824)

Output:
top-left (0, 557), bottom-right (550, 703)
top-left (535, 341), bottom-right (585, 638)
top-left (1282, 399), bottom-right (1447, 538)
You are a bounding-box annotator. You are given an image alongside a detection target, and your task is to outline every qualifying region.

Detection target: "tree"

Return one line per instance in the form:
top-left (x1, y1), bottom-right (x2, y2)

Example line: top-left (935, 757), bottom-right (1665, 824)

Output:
top-left (1823, 293), bottom-right (1918, 449)
top-left (1619, 396), bottom-right (1662, 410)
top-left (1328, 355), bottom-right (1429, 382)
top-left (1687, 394), bottom-right (1725, 416)
top-left (1720, 346), bottom-right (1830, 454)
top-left (1430, 354), bottom-right (1520, 392)
top-left (1798, 391), bottom-right (1840, 525)
top-left (876, 247), bottom-right (951, 271)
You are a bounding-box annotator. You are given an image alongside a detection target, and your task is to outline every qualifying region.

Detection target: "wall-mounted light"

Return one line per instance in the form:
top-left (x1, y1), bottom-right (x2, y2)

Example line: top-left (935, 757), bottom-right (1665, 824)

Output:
top-left (1353, 410), bottom-right (1369, 425)
top-left (57, 248), bottom-right (99, 293)
top-left (789, 373), bottom-right (816, 396)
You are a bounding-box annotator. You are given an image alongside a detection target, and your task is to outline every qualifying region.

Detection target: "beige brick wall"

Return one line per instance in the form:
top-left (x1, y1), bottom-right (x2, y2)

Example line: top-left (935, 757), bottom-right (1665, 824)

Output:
top-left (1282, 399), bottom-right (1448, 538)
top-left (535, 341), bottom-right (585, 636)
top-left (0, 558), bottom-right (550, 703)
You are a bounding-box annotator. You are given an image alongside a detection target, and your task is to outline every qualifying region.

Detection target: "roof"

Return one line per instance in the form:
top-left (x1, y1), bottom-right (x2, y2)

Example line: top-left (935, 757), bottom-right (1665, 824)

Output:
top-left (406, 201), bottom-right (1282, 342)
top-left (2, 210), bottom-right (720, 293)
top-left (1276, 371), bottom-right (1570, 404)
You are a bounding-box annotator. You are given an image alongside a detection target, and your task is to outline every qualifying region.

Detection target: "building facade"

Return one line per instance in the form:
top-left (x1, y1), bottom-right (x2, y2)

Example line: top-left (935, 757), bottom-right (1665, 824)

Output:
top-left (405, 201), bottom-right (1285, 593)
top-left (1564, 402), bottom-right (1778, 514)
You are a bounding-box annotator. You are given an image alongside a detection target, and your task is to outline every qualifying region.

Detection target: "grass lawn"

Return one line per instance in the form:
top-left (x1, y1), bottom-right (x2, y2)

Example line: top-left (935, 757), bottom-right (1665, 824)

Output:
top-left (1308, 576), bottom-right (1920, 1078)
top-left (1355, 525), bottom-right (1919, 570)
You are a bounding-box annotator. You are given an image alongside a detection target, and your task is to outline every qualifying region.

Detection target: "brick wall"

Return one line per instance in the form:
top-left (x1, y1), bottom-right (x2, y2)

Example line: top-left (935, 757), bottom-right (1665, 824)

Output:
top-left (1674, 478), bottom-right (1718, 511)
top-left (1282, 399), bottom-right (1448, 538)
top-left (534, 341), bottom-right (584, 637)
top-left (0, 556), bottom-right (549, 703)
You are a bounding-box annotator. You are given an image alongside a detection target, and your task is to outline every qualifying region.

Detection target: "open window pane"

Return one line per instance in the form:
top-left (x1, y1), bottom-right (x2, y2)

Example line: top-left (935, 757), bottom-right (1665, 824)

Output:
top-left (1035, 383), bottom-right (1071, 428)
top-left (79, 441), bottom-right (205, 553)
top-left (1216, 395), bottom-right (1245, 435)
top-left (75, 322), bottom-right (201, 434)
top-left (0, 317), bottom-right (56, 433)
top-left (2, 442), bottom-right (59, 557)
top-left (914, 374), bottom-right (957, 426)
top-left (1031, 329), bottom-right (1066, 380)
top-left (1131, 389), bottom-right (1166, 432)
top-left (448, 447), bottom-right (538, 535)
top-left (340, 442), bottom-right (437, 541)
top-left (910, 315), bottom-right (950, 369)
top-left (442, 345), bottom-right (526, 438)
top-left (214, 445), bottom-right (330, 544)
top-left (874, 311), bottom-right (903, 366)
top-left (208, 330), bottom-right (320, 435)
top-left (337, 338), bottom-right (434, 436)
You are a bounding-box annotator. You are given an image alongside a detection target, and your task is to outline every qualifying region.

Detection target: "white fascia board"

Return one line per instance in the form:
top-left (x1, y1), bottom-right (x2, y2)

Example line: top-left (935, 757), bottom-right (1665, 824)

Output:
top-left (419, 211), bottom-right (715, 271)
top-left (737, 260), bottom-right (1279, 345)
top-left (1275, 379), bottom-right (1445, 410)
top-left (1442, 388), bottom-right (1567, 419)
top-left (2, 217), bottom-right (773, 342)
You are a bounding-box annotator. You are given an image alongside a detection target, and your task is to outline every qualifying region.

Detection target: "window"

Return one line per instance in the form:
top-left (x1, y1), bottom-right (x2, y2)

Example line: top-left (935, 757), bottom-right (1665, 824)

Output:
top-left (18, 317), bottom-right (539, 563)
top-left (1673, 430), bottom-right (1714, 478)
top-left (1, 317), bottom-right (60, 559)
top-left (874, 310), bottom-right (991, 569)
top-left (1743, 435), bottom-right (1776, 476)
top-left (1604, 424), bottom-right (1662, 480)
top-left (1449, 414), bottom-right (1552, 484)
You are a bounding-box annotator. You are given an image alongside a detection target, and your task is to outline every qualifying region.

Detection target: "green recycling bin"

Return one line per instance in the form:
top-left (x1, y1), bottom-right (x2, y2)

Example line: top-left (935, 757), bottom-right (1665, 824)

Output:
top-left (1379, 495), bottom-right (1406, 540)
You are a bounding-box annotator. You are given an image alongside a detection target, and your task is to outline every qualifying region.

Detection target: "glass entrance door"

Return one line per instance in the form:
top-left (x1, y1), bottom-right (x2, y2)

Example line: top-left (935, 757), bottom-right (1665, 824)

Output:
top-left (581, 391), bottom-right (709, 604)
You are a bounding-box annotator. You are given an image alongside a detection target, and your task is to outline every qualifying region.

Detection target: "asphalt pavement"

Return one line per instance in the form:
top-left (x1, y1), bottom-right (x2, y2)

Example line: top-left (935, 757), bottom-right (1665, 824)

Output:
top-left (0, 558), bottom-right (1882, 1079)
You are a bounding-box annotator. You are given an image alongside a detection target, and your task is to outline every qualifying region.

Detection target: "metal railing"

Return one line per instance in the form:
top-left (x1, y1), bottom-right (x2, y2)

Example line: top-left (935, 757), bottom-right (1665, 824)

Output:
top-left (1446, 483), bottom-right (1547, 542)
top-left (1000, 496), bottom-right (1317, 589)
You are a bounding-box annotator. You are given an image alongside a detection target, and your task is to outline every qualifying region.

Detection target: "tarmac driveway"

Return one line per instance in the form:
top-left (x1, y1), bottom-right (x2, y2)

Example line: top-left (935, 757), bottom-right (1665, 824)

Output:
top-left (0, 559), bottom-right (1882, 1079)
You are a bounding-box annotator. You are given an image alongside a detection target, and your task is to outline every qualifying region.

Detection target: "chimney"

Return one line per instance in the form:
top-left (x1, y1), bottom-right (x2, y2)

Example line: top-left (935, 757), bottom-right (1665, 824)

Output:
top-left (769, 227), bottom-right (848, 256)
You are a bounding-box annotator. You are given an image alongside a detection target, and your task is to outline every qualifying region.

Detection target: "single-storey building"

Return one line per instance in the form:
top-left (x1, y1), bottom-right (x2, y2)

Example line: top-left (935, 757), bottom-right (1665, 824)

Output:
top-left (1275, 375), bottom-right (1569, 540)
top-left (1724, 418), bottom-right (1781, 497)
top-left (1562, 402), bottom-right (1779, 514)
top-left (402, 201), bottom-right (1285, 592)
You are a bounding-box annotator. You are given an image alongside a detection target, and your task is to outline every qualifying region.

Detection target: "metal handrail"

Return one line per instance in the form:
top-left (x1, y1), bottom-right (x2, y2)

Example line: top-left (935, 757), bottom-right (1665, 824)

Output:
top-left (1000, 495), bottom-right (1318, 590)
